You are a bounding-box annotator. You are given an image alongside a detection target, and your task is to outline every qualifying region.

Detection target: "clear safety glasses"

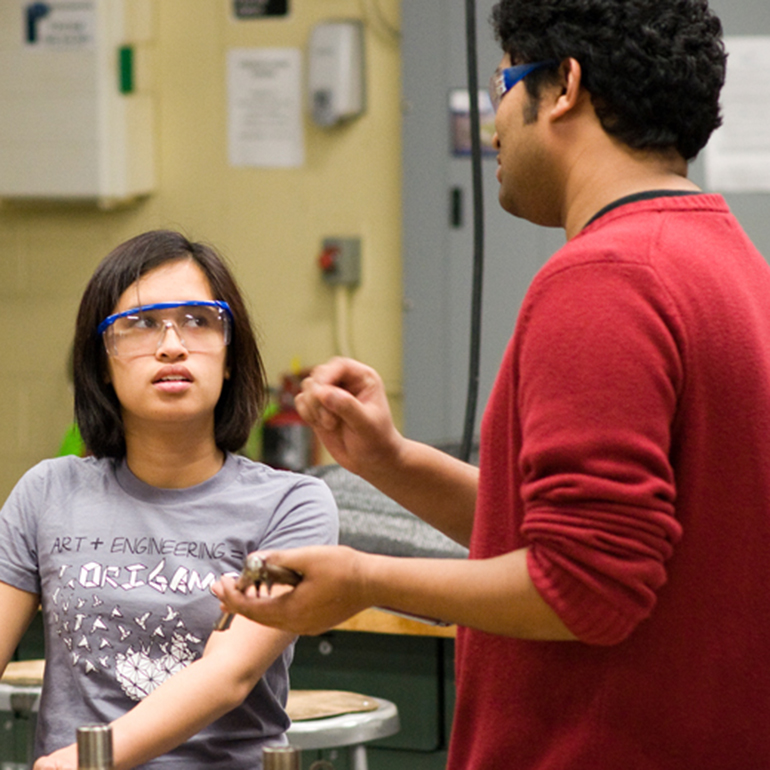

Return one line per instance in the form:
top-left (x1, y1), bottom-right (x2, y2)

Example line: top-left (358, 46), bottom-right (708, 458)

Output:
top-left (488, 60), bottom-right (558, 111)
top-left (98, 300), bottom-right (233, 358)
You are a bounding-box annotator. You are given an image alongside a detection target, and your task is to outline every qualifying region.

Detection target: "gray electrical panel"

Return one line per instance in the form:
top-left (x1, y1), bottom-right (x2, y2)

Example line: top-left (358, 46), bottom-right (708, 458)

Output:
top-left (401, 0), bottom-right (770, 446)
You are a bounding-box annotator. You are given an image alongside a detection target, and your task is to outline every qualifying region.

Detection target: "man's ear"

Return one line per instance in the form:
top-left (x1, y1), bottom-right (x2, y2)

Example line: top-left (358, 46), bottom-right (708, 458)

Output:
top-left (549, 57), bottom-right (584, 121)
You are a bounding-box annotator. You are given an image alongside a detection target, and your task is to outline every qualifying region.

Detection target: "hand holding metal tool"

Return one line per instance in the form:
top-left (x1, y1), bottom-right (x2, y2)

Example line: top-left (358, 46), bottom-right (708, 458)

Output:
top-left (213, 554), bottom-right (303, 631)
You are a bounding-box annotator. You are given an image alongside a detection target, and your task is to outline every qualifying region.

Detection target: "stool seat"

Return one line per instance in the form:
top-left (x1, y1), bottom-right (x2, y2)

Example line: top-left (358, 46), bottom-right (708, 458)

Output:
top-left (287, 694), bottom-right (399, 770)
top-left (0, 659), bottom-right (44, 687)
top-left (0, 682), bottom-right (41, 714)
top-left (287, 695), bottom-right (399, 750)
top-left (0, 660), bottom-right (44, 718)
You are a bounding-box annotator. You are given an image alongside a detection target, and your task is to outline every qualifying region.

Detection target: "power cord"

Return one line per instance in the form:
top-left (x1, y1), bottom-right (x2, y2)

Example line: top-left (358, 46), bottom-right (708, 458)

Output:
top-left (460, 0), bottom-right (485, 463)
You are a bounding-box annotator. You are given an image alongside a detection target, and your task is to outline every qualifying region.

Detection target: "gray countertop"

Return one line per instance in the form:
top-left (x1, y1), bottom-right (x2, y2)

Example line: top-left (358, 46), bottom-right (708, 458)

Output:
top-left (307, 465), bottom-right (469, 560)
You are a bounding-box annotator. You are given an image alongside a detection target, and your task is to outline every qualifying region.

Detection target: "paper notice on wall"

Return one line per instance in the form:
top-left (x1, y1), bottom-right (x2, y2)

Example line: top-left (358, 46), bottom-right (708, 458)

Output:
top-left (705, 36), bottom-right (770, 192)
top-left (227, 48), bottom-right (305, 168)
top-left (24, 1), bottom-right (96, 50)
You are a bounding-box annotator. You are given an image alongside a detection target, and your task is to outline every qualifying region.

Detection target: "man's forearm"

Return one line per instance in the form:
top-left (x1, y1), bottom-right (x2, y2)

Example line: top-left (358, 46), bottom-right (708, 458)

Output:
top-left (359, 439), bottom-right (479, 547)
top-left (362, 548), bottom-right (576, 640)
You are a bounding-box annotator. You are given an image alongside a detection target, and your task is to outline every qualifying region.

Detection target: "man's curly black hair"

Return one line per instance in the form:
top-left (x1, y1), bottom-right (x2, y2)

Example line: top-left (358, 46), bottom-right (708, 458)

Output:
top-left (491, 0), bottom-right (726, 160)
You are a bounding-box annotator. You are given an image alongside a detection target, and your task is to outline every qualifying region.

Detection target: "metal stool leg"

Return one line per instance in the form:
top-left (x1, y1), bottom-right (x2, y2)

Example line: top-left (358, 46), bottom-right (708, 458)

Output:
top-left (26, 713), bottom-right (37, 770)
top-left (349, 743), bottom-right (368, 770)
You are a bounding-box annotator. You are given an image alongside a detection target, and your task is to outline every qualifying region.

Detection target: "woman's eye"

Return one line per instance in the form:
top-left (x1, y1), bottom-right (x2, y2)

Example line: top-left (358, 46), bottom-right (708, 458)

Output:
top-left (183, 314), bottom-right (209, 329)
top-left (131, 316), bottom-right (159, 330)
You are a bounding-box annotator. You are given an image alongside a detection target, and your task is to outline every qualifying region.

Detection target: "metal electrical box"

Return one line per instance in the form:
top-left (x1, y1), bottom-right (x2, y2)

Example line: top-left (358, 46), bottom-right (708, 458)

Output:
top-left (319, 237), bottom-right (361, 286)
top-left (0, 0), bottom-right (155, 207)
top-left (307, 20), bottom-right (365, 127)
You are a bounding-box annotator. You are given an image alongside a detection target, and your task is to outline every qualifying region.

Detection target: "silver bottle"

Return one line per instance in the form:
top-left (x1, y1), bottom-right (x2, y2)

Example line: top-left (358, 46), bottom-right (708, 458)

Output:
top-left (262, 744), bottom-right (302, 770)
top-left (77, 724), bottom-right (113, 770)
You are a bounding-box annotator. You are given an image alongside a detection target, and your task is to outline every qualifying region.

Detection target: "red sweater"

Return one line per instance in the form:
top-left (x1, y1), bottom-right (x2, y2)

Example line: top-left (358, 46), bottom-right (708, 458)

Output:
top-left (448, 194), bottom-right (770, 769)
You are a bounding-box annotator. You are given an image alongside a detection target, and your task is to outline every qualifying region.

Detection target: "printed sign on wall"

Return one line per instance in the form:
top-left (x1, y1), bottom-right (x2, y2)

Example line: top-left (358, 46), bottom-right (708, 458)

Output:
top-left (227, 48), bottom-right (305, 168)
top-left (24, 1), bottom-right (96, 49)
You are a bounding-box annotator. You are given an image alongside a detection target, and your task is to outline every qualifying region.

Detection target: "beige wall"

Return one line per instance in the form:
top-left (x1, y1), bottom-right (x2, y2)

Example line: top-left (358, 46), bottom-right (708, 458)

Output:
top-left (0, 0), bottom-right (403, 502)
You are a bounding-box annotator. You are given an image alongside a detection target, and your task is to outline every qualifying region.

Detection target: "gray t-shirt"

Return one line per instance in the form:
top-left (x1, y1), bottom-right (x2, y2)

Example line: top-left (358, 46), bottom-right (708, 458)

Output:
top-left (0, 453), bottom-right (338, 769)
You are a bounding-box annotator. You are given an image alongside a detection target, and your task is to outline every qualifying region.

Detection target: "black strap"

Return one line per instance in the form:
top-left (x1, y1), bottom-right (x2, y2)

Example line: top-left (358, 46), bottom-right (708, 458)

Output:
top-left (585, 189), bottom-right (701, 228)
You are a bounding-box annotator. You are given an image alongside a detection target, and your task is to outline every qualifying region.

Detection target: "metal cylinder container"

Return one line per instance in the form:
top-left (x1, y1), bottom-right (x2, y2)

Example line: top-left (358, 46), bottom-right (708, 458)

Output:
top-left (263, 744), bottom-right (301, 770)
top-left (77, 724), bottom-right (113, 769)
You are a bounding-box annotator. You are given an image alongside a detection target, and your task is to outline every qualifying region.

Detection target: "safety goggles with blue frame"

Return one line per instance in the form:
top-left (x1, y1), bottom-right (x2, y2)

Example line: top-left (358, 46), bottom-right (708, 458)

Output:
top-left (98, 300), bottom-right (233, 358)
top-left (488, 60), bottom-right (558, 111)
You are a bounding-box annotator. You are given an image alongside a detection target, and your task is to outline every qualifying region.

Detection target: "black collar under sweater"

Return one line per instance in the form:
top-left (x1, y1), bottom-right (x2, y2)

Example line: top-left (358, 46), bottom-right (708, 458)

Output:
top-left (585, 189), bottom-right (702, 228)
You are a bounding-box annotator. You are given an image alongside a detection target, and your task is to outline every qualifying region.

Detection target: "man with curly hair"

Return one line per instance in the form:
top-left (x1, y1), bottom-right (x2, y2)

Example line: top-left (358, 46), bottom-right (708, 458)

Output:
top-left (215, 1), bottom-right (770, 767)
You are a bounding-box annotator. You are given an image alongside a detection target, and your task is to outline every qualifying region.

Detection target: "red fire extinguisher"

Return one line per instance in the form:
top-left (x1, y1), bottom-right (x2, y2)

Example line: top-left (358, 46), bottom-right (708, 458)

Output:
top-left (261, 370), bottom-right (316, 471)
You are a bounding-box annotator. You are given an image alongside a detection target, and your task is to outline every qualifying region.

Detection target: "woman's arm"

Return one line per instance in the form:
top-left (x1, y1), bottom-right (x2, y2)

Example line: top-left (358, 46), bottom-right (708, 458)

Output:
top-left (34, 615), bottom-right (294, 770)
top-left (0, 581), bottom-right (40, 676)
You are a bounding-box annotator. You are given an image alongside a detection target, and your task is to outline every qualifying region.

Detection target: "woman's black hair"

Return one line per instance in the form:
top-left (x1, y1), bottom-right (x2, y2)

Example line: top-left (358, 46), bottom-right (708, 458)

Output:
top-left (73, 230), bottom-right (267, 458)
top-left (491, 0), bottom-right (726, 160)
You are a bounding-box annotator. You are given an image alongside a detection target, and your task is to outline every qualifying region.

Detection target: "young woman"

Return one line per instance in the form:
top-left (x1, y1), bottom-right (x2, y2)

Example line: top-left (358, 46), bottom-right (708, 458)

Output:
top-left (0, 230), bottom-right (338, 769)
